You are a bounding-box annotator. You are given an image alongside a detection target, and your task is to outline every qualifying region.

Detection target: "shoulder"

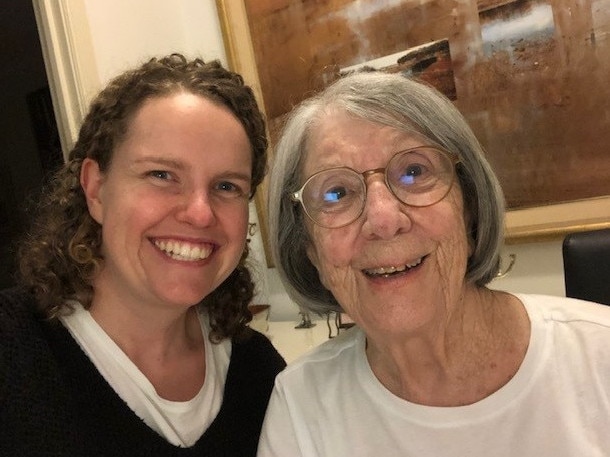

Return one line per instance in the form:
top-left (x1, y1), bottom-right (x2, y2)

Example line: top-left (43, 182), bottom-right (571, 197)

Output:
top-left (0, 287), bottom-right (43, 333)
top-left (0, 287), bottom-right (67, 372)
top-left (518, 293), bottom-right (610, 364)
top-left (517, 294), bottom-right (610, 394)
top-left (0, 286), bottom-right (37, 307)
top-left (277, 326), bottom-right (362, 383)
top-left (231, 327), bottom-right (286, 375)
top-left (517, 293), bottom-right (610, 328)
top-left (222, 328), bottom-right (286, 421)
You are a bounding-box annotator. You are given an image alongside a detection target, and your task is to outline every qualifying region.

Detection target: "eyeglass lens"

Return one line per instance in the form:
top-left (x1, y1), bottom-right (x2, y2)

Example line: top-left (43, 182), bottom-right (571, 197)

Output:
top-left (298, 147), bottom-right (456, 228)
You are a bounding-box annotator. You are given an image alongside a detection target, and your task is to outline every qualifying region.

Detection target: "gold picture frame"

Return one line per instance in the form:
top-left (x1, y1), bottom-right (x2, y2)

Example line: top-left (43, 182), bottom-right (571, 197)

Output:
top-left (216, 0), bottom-right (275, 266)
top-left (216, 0), bottom-right (610, 267)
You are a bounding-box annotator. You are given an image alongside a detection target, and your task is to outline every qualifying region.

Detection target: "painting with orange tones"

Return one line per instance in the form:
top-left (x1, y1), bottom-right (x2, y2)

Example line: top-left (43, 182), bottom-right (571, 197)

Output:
top-left (340, 39), bottom-right (457, 101)
top-left (242, 0), bottom-right (610, 211)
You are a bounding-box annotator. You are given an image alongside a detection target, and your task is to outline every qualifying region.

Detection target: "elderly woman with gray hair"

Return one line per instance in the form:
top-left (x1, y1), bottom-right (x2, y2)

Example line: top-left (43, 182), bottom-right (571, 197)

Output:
top-left (257, 71), bottom-right (610, 456)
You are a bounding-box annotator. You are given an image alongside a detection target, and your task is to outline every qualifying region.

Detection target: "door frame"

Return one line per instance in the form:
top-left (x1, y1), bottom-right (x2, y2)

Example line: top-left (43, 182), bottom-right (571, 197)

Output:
top-left (32, 0), bottom-right (100, 158)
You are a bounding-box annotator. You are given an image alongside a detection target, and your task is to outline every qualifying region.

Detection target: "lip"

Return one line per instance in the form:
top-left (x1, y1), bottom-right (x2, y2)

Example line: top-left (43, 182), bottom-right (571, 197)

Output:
top-left (151, 237), bottom-right (217, 262)
top-left (362, 255), bottom-right (425, 278)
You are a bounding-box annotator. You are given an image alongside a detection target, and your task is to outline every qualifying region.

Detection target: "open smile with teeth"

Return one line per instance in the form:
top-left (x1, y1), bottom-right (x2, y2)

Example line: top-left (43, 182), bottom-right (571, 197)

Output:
top-left (154, 240), bottom-right (213, 262)
top-left (364, 257), bottom-right (423, 277)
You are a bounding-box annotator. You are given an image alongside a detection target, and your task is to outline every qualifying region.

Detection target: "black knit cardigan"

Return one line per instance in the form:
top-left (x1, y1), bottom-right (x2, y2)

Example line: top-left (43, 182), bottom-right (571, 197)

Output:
top-left (0, 287), bottom-right (286, 456)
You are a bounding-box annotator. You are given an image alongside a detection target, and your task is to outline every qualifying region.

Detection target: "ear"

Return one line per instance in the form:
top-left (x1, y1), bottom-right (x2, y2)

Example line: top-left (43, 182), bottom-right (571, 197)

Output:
top-left (467, 232), bottom-right (475, 258)
top-left (461, 201), bottom-right (475, 257)
top-left (80, 158), bottom-right (105, 224)
top-left (305, 243), bottom-right (319, 270)
top-left (306, 242), bottom-right (333, 290)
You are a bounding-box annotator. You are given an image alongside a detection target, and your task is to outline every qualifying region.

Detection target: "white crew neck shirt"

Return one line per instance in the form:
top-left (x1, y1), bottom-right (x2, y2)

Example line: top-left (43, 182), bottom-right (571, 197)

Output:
top-left (258, 294), bottom-right (610, 456)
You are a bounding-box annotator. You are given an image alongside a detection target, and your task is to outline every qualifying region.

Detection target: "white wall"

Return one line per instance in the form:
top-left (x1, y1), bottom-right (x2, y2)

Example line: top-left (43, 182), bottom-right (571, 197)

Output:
top-left (38, 0), bottom-right (570, 322)
top-left (492, 240), bottom-right (565, 296)
top-left (82, 0), bottom-right (228, 87)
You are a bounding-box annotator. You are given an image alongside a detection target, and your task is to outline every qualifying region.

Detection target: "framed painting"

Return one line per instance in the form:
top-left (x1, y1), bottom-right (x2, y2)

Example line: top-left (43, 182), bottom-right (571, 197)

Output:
top-left (216, 0), bottom-right (610, 266)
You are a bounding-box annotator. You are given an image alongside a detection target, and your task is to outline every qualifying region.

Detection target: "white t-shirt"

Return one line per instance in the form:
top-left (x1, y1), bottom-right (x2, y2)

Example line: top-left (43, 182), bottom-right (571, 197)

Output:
top-left (257, 294), bottom-right (610, 457)
top-left (60, 303), bottom-right (231, 447)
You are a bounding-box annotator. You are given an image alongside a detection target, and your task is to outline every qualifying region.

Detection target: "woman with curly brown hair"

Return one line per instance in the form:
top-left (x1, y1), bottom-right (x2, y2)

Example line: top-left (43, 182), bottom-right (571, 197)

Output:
top-left (0, 54), bottom-right (285, 456)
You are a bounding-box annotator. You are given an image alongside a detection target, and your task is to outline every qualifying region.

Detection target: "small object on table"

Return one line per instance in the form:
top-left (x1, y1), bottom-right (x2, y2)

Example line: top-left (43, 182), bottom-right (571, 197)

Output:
top-left (295, 311), bottom-right (316, 329)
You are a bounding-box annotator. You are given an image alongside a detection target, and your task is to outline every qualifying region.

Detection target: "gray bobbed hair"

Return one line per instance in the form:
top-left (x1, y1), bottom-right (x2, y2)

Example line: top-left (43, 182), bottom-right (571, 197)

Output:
top-left (267, 71), bottom-right (505, 315)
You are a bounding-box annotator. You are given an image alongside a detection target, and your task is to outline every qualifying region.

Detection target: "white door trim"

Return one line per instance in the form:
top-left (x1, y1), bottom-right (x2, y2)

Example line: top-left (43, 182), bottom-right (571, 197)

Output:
top-left (32, 0), bottom-right (100, 159)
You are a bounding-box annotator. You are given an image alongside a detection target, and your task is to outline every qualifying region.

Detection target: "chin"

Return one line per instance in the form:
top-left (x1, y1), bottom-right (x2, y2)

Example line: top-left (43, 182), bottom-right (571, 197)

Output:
top-left (155, 287), bottom-right (209, 309)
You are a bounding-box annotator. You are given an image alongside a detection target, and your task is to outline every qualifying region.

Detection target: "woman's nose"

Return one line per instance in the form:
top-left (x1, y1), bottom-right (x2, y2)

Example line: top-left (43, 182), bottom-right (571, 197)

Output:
top-left (176, 190), bottom-right (216, 227)
top-left (361, 177), bottom-right (412, 239)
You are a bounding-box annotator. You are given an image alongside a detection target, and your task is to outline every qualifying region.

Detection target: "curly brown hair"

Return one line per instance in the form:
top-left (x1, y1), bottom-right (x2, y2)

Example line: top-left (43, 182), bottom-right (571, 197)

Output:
top-left (17, 53), bottom-right (268, 342)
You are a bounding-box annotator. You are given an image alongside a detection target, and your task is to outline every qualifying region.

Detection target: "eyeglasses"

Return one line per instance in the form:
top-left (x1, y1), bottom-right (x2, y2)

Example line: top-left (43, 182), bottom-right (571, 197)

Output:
top-left (291, 146), bottom-right (459, 228)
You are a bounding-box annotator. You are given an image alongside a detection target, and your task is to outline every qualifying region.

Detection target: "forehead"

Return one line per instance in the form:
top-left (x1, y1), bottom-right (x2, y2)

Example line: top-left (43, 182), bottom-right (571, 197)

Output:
top-left (112, 93), bottom-right (251, 167)
top-left (303, 111), bottom-right (425, 174)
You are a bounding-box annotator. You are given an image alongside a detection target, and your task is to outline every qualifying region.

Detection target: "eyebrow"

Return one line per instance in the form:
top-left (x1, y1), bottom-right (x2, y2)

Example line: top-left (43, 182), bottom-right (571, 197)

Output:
top-left (218, 171), bottom-right (252, 182)
top-left (132, 156), bottom-right (185, 170)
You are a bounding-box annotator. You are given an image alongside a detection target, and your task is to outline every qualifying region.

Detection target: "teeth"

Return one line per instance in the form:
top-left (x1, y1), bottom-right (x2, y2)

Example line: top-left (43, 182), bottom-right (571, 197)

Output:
top-left (154, 240), bottom-right (212, 261)
top-left (364, 257), bottom-right (422, 276)
top-left (367, 265), bottom-right (404, 275)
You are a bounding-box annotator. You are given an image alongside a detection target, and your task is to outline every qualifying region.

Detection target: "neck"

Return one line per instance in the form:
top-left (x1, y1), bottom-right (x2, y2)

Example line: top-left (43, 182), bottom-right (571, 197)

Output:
top-left (88, 292), bottom-right (207, 401)
top-left (365, 287), bottom-right (529, 406)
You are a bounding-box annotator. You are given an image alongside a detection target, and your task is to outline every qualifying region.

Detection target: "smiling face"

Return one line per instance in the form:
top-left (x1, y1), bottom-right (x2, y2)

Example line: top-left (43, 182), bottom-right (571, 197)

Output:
top-left (80, 93), bottom-right (252, 313)
top-left (303, 111), bottom-right (472, 338)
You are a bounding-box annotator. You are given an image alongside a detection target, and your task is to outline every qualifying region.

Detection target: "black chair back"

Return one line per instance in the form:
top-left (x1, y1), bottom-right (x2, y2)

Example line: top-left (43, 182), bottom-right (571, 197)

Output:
top-left (562, 228), bottom-right (610, 305)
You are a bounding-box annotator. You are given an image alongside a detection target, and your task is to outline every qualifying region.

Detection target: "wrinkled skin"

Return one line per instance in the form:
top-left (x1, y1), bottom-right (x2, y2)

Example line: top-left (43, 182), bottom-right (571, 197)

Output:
top-left (303, 111), bottom-right (529, 406)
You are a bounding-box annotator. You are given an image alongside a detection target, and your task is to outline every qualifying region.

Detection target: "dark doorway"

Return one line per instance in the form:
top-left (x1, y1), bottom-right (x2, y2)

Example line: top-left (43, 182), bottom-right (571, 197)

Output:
top-left (0, 2), bottom-right (63, 288)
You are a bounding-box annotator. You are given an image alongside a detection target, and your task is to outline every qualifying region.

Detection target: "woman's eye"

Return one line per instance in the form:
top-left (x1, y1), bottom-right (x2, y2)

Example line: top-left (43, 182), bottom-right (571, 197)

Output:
top-left (406, 164), bottom-right (424, 176)
top-left (399, 164), bottom-right (428, 184)
top-left (216, 181), bottom-right (246, 197)
top-left (323, 186), bottom-right (347, 203)
top-left (148, 170), bottom-right (172, 181)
